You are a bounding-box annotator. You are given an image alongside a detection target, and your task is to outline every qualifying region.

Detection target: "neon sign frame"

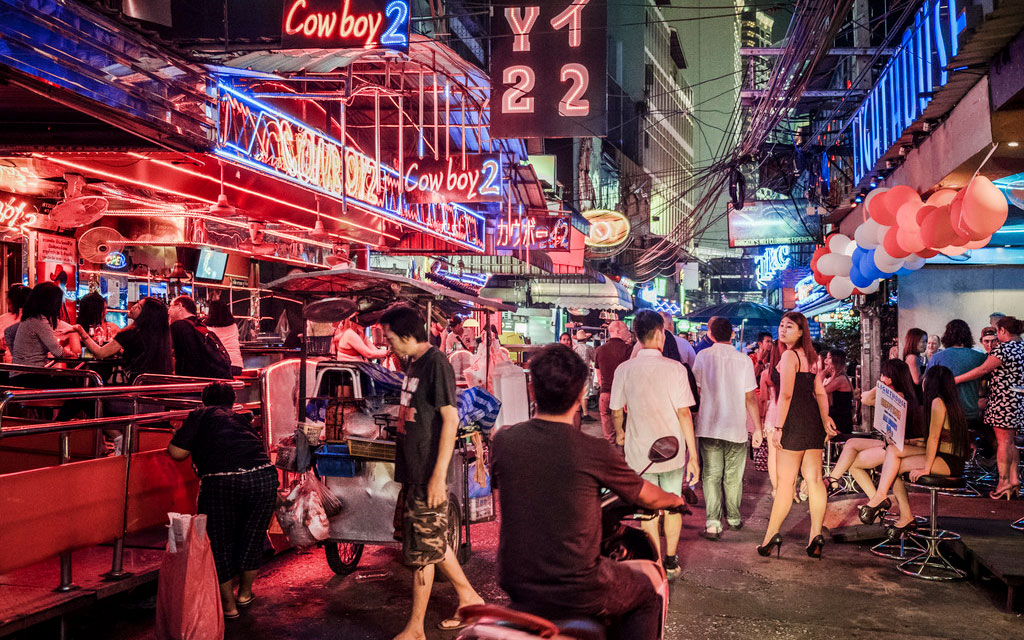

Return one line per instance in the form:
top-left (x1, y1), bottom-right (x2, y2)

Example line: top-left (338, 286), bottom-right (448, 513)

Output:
top-left (214, 84), bottom-right (485, 252)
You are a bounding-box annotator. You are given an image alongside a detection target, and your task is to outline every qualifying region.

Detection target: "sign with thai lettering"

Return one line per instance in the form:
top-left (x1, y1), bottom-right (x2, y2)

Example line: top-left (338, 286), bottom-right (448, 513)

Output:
top-left (403, 155), bottom-right (502, 204)
top-left (215, 85), bottom-right (485, 252)
top-left (494, 213), bottom-right (571, 252)
top-left (282, 0), bottom-right (410, 51)
top-left (852, 0), bottom-right (966, 183)
top-left (873, 381), bottom-right (908, 451)
top-left (490, 0), bottom-right (607, 138)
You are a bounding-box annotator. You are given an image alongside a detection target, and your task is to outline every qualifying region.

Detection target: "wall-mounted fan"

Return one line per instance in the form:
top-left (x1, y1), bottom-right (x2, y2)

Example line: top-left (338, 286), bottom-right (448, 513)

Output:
top-left (50, 174), bottom-right (108, 227)
top-left (78, 226), bottom-right (126, 263)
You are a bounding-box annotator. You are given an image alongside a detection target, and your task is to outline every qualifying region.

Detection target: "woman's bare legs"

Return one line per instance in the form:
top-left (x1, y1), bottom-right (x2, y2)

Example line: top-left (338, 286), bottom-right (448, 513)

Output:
top-left (865, 444), bottom-right (927, 507)
top-left (848, 447), bottom-right (887, 496)
top-left (993, 428), bottom-right (1021, 493)
top-left (802, 449), bottom-right (827, 543)
top-left (890, 455), bottom-right (952, 527)
top-left (828, 438), bottom-right (883, 481)
top-left (766, 429), bottom-right (779, 492)
top-left (761, 449), bottom-right (803, 546)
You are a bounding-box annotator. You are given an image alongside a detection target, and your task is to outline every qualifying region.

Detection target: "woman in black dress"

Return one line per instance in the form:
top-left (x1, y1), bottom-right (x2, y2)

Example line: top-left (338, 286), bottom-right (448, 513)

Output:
top-left (823, 348), bottom-right (854, 434)
top-left (758, 312), bottom-right (837, 558)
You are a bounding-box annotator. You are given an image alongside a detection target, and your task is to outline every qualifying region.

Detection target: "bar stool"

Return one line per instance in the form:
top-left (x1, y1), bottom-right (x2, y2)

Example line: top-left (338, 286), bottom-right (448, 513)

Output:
top-left (871, 514), bottom-right (928, 560)
top-left (898, 474), bottom-right (967, 580)
top-left (1011, 515), bottom-right (1024, 532)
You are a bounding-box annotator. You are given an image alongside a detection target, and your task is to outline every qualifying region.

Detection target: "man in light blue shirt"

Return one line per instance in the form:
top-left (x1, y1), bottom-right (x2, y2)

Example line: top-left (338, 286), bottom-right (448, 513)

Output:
top-left (925, 319), bottom-right (987, 424)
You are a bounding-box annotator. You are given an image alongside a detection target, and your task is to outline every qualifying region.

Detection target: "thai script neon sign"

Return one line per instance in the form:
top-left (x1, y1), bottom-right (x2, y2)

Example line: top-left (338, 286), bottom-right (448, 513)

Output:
top-left (215, 85), bottom-right (485, 252)
top-left (852, 0), bottom-right (965, 183)
top-left (282, 0), bottom-right (409, 50)
top-left (755, 245), bottom-right (790, 287)
top-left (0, 197), bottom-right (37, 237)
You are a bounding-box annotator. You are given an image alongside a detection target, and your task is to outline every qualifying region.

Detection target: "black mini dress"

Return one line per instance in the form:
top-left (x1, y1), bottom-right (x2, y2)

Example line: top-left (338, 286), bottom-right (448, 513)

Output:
top-left (780, 362), bottom-right (826, 451)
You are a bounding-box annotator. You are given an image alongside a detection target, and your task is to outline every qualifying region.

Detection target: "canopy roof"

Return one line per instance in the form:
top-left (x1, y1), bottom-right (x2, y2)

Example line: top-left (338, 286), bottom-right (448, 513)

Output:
top-left (685, 301), bottom-right (784, 325)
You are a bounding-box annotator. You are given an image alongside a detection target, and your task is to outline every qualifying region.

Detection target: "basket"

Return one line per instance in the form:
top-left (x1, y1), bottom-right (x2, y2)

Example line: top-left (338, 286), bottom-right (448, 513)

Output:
top-left (300, 422), bottom-right (324, 446)
top-left (346, 437), bottom-right (396, 461)
top-left (306, 335), bottom-right (334, 357)
top-left (315, 444), bottom-right (360, 478)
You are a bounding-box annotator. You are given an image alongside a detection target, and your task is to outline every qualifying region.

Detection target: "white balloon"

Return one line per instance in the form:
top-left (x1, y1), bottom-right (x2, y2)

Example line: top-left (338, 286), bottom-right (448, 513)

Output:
top-left (854, 219), bottom-right (881, 249)
top-left (875, 223), bottom-right (891, 246)
top-left (873, 246), bottom-right (904, 273)
top-left (859, 279), bottom-right (881, 293)
top-left (827, 276), bottom-right (855, 300)
top-left (828, 234), bottom-right (853, 255)
top-left (903, 254), bottom-right (926, 270)
top-left (862, 187), bottom-right (890, 214)
top-left (817, 252), bottom-right (853, 277)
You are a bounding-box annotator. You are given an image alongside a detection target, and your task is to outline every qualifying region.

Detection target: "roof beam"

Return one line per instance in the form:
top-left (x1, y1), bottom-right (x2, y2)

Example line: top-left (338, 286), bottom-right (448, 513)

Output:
top-left (740, 47), bottom-right (896, 56)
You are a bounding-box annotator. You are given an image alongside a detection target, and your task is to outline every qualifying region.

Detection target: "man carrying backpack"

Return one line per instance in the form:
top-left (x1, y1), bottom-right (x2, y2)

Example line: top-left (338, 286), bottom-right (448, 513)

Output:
top-left (169, 296), bottom-right (233, 379)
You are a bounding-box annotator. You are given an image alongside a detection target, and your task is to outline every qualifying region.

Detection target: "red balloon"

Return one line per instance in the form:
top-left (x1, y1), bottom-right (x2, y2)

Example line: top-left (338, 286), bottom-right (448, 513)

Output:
top-left (946, 204), bottom-right (971, 246)
top-left (916, 248), bottom-right (940, 258)
top-left (961, 176), bottom-right (1009, 239)
top-left (919, 205), bottom-right (958, 248)
top-left (810, 246), bottom-right (827, 273)
top-left (868, 191), bottom-right (897, 226)
top-left (882, 226), bottom-right (911, 258)
top-left (876, 185), bottom-right (920, 226)
top-left (813, 271), bottom-right (833, 287)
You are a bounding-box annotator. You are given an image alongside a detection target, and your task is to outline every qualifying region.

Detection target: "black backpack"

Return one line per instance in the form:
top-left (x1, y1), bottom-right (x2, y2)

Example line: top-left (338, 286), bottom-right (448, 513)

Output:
top-left (191, 320), bottom-right (234, 379)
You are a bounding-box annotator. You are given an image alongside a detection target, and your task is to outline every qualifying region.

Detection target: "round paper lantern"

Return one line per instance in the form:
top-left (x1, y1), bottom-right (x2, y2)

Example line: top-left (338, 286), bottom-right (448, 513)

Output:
top-left (828, 233), bottom-right (853, 255)
top-left (854, 219), bottom-right (882, 249)
top-left (925, 188), bottom-right (958, 207)
top-left (919, 204), bottom-right (958, 248)
top-left (961, 176), bottom-right (1009, 239)
top-left (964, 235), bottom-right (991, 250)
top-left (903, 254), bottom-right (926, 270)
top-left (862, 187), bottom-right (889, 214)
top-left (827, 276), bottom-right (855, 300)
top-left (896, 225), bottom-right (926, 254)
top-left (817, 252), bottom-right (852, 276)
top-left (859, 279), bottom-right (881, 294)
top-left (873, 245), bottom-right (904, 273)
top-left (882, 226), bottom-right (911, 258)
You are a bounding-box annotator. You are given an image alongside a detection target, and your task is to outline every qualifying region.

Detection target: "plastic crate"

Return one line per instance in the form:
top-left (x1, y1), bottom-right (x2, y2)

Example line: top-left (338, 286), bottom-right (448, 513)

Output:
top-left (347, 437), bottom-right (396, 461)
top-left (315, 444), bottom-right (360, 477)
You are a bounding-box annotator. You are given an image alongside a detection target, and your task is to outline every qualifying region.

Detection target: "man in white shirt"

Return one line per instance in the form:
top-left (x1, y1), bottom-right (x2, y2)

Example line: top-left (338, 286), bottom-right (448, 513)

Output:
top-left (628, 311), bottom-right (696, 368)
top-left (691, 316), bottom-right (761, 540)
top-left (610, 310), bottom-right (699, 579)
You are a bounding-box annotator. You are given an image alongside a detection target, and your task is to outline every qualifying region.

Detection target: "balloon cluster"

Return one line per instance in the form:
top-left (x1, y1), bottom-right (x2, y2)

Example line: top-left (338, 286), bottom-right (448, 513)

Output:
top-left (811, 178), bottom-right (1009, 300)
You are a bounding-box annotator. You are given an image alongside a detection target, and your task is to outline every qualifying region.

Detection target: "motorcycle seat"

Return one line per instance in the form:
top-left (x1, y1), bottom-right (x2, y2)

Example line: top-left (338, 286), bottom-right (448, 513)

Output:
top-left (551, 618), bottom-right (606, 640)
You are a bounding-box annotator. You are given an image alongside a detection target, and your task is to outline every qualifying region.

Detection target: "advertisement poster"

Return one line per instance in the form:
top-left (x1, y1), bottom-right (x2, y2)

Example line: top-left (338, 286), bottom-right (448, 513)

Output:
top-left (36, 232), bottom-right (77, 323)
top-left (872, 381), bottom-right (908, 451)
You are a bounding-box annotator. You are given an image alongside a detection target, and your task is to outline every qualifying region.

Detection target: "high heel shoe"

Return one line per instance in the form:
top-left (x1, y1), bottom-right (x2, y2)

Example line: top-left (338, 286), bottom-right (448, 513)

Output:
top-left (857, 497), bottom-right (892, 525)
top-left (990, 485), bottom-right (1020, 500)
top-left (824, 477), bottom-right (843, 498)
top-left (757, 534), bottom-right (783, 557)
top-left (885, 521), bottom-right (918, 540)
top-left (806, 535), bottom-right (824, 559)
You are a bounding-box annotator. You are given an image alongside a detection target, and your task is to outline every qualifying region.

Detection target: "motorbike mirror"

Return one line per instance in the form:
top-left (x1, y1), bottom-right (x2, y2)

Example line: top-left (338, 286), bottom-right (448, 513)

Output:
top-left (647, 436), bottom-right (679, 464)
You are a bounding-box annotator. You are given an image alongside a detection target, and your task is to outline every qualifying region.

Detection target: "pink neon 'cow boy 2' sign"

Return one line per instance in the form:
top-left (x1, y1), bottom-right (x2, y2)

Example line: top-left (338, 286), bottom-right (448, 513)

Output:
top-left (403, 155), bottom-right (502, 204)
top-left (282, 0), bottom-right (410, 51)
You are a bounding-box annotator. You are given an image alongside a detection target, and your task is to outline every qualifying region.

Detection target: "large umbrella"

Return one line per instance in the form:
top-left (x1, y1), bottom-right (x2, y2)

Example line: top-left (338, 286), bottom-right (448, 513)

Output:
top-left (685, 301), bottom-right (784, 325)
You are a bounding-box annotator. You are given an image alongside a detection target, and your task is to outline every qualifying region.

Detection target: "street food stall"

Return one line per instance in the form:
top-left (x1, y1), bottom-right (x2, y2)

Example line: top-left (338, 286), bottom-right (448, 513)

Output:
top-left (261, 267), bottom-right (517, 574)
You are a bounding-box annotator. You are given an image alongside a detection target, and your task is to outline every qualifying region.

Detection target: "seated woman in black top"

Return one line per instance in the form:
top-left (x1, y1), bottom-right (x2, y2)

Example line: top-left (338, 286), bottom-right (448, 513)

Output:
top-left (168, 382), bottom-right (277, 619)
top-left (75, 297), bottom-right (173, 381)
top-left (823, 349), bottom-right (854, 434)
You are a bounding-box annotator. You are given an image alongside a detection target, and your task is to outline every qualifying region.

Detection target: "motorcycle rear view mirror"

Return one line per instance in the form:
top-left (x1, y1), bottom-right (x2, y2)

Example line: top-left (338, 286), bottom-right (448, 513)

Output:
top-left (638, 436), bottom-right (679, 475)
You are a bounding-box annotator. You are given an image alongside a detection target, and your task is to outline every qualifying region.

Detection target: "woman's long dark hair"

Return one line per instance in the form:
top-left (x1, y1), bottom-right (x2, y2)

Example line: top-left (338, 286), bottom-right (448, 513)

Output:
top-left (21, 282), bottom-right (64, 329)
top-left (922, 365), bottom-right (968, 460)
top-left (120, 297), bottom-right (172, 375)
top-left (77, 292), bottom-right (107, 331)
top-left (901, 328), bottom-right (926, 361)
top-left (6, 284), bottom-right (30, 316)
top-left (881, 358), bottom-right (922, 437)
top-left (205, 299), bottom-right (235, 328)
top-left (780, 311), bottom-right (816, 370)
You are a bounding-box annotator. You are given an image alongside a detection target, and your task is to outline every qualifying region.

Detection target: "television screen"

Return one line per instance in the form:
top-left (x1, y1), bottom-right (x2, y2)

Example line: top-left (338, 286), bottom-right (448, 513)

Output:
top-left (195, 249), bottom-right (228, 282)
top-left (727, 200), bottom-right (821, 248)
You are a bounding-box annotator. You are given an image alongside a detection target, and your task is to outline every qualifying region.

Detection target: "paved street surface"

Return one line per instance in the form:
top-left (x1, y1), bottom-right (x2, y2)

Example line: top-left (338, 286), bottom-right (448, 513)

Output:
top-left (46, 465), bottom-right (1022, 640)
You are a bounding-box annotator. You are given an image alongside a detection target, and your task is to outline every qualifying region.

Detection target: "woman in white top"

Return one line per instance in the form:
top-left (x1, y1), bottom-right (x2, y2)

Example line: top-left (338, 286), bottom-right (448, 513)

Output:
top-left (0, 284), bottom-right (31, 363)
top-left (332, 316), bottom-right (388, 362)
top-left (205, 300), bottom-right (244, 376)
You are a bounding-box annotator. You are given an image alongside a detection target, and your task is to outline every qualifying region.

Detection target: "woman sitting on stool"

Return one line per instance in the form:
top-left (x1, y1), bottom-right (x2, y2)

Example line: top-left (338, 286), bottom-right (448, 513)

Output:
top-left (857, 366), bottom-right (969, 533)
top-left (824, 359), bottom-right (921, 498)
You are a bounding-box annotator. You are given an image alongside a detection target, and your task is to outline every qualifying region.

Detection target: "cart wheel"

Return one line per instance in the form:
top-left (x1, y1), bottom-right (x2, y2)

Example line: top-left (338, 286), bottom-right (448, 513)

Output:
top-left (324, 541), bottom-right (364, 576)
top-left (447, 496), bottom-right (468, 563)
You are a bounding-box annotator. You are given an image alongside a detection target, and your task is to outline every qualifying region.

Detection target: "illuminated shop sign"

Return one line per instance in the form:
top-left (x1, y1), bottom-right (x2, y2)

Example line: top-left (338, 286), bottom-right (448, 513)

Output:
top-left (403, 154), bottom-right (502, 204)
top-left (852, 0), bottom-right (965, 183)
top-left (794, 273), bottom-right (821, 303)
top-left (490, 0), bottom-right (607, 138)
top-left (755, 245), bottom-right (791, 287)
top-left (495, 212), bottom-right (571, 252)
top-left (105, 252), bottom-right (128, 269)
top-left (582, 208), bottom-right (629, 247)
top-left (215, 85), bottom-right (485, 252)
top-left (0, 197), bottom-right (37, 236)
top-left (282, 0), bottom-right (410, 51)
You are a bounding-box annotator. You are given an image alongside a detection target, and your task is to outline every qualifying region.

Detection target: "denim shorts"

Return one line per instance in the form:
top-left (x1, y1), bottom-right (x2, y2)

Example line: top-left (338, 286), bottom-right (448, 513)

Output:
top-left (641, 467), bottom-right (684, 496)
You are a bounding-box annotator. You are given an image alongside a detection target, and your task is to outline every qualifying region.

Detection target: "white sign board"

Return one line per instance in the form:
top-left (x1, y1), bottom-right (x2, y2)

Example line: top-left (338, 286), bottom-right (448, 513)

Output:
top-left (872, 382), bottom-right (908, 451)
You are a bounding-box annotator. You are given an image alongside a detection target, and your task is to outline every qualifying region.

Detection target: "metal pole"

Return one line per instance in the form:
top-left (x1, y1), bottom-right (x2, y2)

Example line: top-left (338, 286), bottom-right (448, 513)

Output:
top-left (56, 421), bottom-right (77, 592)
top-left (298, 319), bottom-right (308, 423)
top-left (104, 397), bottom-right (137, 580)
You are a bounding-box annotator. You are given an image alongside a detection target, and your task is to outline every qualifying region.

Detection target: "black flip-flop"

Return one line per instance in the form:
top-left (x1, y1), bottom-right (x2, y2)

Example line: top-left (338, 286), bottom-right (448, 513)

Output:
top-left (437, 617), bottom-right (467, 631)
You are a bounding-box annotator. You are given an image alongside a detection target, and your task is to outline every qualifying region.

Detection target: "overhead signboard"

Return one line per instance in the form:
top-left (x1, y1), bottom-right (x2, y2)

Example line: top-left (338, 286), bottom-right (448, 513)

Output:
top-left (582, 209), bottom-right (629, 248)
top-left (282, 0), bottom-right (410, 51)
top-left (490, 0), bottom-right (607, 138)
top-left (216, 85), bottom-right (485, 252)
top-left (727, 200), bottom-right (820, 248)
top-left (495, 213), bottom-right (571, 252)
top-left (852, 0), bottom-right (966, 183)
top-left (403, 154), bottom-right (502, 204)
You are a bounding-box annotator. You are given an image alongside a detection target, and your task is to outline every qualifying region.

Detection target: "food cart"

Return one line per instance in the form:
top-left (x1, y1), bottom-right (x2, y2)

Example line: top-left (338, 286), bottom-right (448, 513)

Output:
top-left (262, 267), bottom-right (515, 575)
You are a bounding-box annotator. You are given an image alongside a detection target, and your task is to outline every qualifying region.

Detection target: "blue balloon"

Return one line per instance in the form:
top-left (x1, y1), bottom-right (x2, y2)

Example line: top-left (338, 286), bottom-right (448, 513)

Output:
top-left (895, 267), bottom-right (914, 276)
top-left (849, 264), bottom-right (875, 288)
top-left (860, 249), bottom-right (886, 281)
top-left (851, 246), bottom-right (867, 269)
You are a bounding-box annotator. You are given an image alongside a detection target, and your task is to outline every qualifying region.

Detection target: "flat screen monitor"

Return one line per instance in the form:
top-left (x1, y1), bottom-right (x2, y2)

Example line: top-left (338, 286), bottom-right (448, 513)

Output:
top-left (195, 249), bottom-right (228, 282)
top-left (727, 200), bottom-right (820, 248)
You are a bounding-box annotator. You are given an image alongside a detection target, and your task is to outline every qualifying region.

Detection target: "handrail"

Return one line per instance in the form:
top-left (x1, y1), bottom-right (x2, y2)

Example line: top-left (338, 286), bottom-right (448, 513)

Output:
top-left (0, 409), bottom-right (196, 439)
top-left (0, 363), bottom-right (104, 387)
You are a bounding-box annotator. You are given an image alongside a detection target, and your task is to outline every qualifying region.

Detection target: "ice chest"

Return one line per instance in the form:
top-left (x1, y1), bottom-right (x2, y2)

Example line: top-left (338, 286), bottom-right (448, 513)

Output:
top-left (315, 444), bottom-right (360, 478)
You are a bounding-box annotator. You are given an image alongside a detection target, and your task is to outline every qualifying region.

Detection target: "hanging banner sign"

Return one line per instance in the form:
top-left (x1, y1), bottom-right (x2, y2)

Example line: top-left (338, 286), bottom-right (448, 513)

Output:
top-left (489, 0), bottom-right (607, 138)
top-left (281, 0), bottom-right (410, 51)
top-left (215, 85), bottom-right (485, 252)
top-left (872, 381), bottom-right (908, 451)
top-left (495, 213), bottom-right (571, 252)
top-left (852, 0), bottom-right (966, 183)
top-left (403, 154), bottom-right (503, 204)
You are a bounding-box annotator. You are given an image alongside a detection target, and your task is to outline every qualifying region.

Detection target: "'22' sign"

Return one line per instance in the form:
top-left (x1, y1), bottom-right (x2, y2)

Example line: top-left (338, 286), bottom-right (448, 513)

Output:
top-left (281, 0), bottom-right (410, 51)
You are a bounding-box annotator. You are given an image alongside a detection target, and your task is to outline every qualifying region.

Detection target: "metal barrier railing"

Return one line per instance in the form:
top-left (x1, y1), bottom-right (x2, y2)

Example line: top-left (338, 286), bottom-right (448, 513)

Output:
top-left (0, 381), bottom-right (244, 590)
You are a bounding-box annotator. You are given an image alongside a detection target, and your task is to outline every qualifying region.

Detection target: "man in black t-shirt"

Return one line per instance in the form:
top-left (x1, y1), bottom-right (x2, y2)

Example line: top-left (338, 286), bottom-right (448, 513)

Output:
top-left (492, 344), bottom-right (687, 639)
top-left (380, 305), bottom-right (483, 639)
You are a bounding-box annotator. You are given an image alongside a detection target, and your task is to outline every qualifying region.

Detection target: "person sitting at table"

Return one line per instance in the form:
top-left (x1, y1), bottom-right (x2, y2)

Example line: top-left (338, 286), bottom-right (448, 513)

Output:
top-left (205, 299), bottom-right (244, 377)
top-left (77, 291), bottom-right (120, 346)
top-left (5, 282), bottom-right (78, 377)
top-left (857, 366), bottom-right (969, 532)
top-left (74, 297), bottom-right (173, 381)
top-left (824, 358), bottom-right (922, 499)
top-left (0, 284), bottom-right (31, 363)
top-left (331, 314), bottom-right (388, 362)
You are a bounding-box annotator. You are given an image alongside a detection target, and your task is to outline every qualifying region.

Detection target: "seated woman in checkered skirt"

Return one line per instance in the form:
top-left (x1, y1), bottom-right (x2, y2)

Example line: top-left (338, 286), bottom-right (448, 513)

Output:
top-left (168, 382), bottom-right (278, 620)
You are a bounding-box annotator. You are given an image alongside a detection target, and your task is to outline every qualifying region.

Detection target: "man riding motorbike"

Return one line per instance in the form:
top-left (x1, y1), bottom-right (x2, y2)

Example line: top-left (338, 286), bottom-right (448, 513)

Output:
top-left (487, 344), bottom-right (688, 639)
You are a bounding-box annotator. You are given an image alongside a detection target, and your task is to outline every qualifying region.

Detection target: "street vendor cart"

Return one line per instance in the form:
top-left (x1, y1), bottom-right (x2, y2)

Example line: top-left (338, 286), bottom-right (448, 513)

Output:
top-left (262, 267), bottom-right (514, 575)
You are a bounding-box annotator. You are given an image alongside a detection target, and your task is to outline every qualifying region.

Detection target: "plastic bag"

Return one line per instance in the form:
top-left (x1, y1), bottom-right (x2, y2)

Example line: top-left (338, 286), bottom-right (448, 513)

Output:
top-left (312, 474), bottom-right (343, 518)
top-left (467, 462), bottom-right (491, 499)
top-left (155, 513), bottom-right (224, 640)
top-left (275, 472), bottom-right (332, 548)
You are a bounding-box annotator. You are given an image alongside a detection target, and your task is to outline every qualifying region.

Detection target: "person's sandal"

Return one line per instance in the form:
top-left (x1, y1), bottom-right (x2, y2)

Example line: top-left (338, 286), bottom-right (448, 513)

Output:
top-left (437, 616), bottom-right (467, 631)
top-left (236, 594), bottom-right (256, 608)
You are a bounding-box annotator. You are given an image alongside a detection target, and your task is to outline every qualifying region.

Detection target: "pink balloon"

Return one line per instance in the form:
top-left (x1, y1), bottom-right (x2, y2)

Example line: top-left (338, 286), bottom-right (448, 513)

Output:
top-left (916, 248), bottom-right (940, 258)
top-left (925, 188), bottom-right (958, 207)
top-left (896, 225), bottom-right (926, 254)
top-left (868, 190), bottom-right (898, 226)
top-left (946, 204), bottom-right (972, 246)
top-left (882, 185), bottom-right (922, 222)
top-left (896, 201), bottom-right (923, 230)
top-left (939, 245), bottom-right (969, 256)
top-left (964, 235), bottom-right (991, 250)
top-left (883, 226), bottom-right (911, 258)
top-left (919, 205), bottom-right (957, 248)
top-left (961, 176), bottom-right (1009, 239)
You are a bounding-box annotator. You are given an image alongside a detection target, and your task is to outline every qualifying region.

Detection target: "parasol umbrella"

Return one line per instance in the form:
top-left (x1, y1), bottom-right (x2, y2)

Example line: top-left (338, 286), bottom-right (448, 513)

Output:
top-left (685, 302), bottom-right (785, 345)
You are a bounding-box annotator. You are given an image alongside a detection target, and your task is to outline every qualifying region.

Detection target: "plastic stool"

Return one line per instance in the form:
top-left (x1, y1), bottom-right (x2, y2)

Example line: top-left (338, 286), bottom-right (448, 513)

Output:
top-left (898, 474), bottom-right (967, 580)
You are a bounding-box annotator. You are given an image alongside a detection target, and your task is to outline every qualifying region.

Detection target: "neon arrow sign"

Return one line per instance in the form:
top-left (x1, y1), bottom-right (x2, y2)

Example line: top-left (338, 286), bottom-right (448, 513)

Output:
top-left (282, 0), bottom-right (410, 51)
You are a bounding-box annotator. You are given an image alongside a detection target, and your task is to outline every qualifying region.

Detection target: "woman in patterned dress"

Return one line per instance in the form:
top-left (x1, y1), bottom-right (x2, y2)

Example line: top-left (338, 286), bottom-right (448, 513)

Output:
top-left (956, 316), bottom-right (1024, 499)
